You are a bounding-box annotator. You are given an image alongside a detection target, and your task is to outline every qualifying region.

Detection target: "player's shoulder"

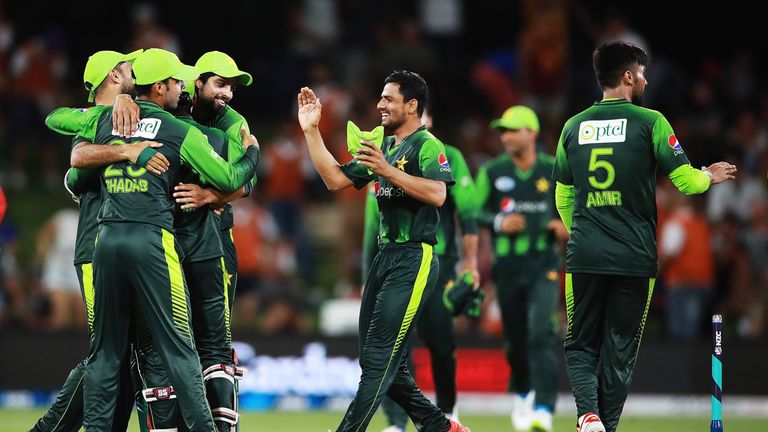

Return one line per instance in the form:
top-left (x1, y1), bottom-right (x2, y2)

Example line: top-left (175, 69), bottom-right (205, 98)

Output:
top-left (538, 152), bottom-right (556, 167)
top-left (216, 105), bottom-right (247, 129)
top-left (481, 153), bottom-right (511, 172)
top-left (443, 144), bottom-right (465, 160)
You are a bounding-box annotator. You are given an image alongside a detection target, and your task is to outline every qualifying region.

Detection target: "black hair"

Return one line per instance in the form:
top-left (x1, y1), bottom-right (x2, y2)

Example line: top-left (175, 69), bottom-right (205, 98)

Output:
top-left (134, 78), bottom-right (172, 97)
top-left (592, 41), bottom-right (649, 89)
top-left (198, 72), bottom-right (215, 85)
top-left (384, 70), bottom-right (429, 116)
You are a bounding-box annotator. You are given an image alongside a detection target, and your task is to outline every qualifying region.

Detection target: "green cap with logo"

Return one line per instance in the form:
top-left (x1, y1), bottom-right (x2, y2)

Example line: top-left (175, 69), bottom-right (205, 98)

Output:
top-left (195, 51), bottom-right (252, 86)
top-left (83, 49), bottom-right (143, 103)
top-left (133, 48), bottom-right (200, 86)
top-left (490, 105), bottom-right (540, 132)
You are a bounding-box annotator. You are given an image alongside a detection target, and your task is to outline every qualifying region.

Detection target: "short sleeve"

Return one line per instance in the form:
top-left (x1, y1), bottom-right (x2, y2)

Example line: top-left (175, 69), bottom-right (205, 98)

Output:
top-left (340, 160), bottom-right (375, 190)
top-left (419, 138), bottom-right (454, 185)
top-left (652, 114), bottom-right (690, 175)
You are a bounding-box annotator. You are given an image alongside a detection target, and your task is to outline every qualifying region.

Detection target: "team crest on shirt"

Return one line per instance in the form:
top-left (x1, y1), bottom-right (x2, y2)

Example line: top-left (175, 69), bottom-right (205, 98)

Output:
top-left (395, 156), bottom-right (408, 171)
top-left (536, 177), bottom-right (550, 193)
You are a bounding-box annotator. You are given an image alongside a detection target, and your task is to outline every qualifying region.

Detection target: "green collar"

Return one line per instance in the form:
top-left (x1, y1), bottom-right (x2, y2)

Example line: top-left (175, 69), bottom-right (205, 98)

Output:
top-left (596, 98), bottom-right (630, 106)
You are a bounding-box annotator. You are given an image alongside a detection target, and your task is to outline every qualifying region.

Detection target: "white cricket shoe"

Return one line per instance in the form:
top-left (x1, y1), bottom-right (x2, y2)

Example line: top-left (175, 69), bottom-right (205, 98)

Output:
top-left (577, 412), bottom-right (606, 432)
top-left (381, 426), bottom-right (404, 432)
top-left (530, 408), bottom-right (553, 432)
top-left (510, 393), bottom-right (533, 431)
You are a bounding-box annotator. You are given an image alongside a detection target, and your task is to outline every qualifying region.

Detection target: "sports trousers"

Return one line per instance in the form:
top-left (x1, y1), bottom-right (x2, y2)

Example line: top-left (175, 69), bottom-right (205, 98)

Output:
top-left (30, 263), bottom-right (134, 432)
top-left (564, 273), bottom-right (655, 432)
top-left (84, 223), bottom-right (214, 432)
top-left (493, 259), bottom-right (560, 412)
top-left (337, 242), bottom-right (449, 432)
top-left (381, 257), bottom-right (458, 428)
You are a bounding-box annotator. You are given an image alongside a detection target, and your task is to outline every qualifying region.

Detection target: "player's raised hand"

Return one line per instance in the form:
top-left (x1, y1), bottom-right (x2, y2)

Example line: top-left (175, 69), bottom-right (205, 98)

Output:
top-left (297, 87), bottom-right (322, 132)
top-left (704, 162), bottom-right (737, 184)
top-left (113, 94), bottom-right (140, 137)
top-left (240, 127), bottom-right (259, 149)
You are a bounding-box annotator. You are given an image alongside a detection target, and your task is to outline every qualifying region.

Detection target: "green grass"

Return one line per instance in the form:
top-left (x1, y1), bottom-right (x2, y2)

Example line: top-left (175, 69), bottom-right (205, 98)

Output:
top-left (5, 408), bottom-right (768, 431)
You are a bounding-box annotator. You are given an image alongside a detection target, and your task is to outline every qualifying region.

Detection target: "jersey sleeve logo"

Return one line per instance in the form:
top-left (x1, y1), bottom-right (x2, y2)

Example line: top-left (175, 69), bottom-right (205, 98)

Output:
top-left (438, 153), bottom-right (450, 167)
top-left (668, 134), bottom-right (682, 150)
top-left (578, 119), bottom-right (627, 144)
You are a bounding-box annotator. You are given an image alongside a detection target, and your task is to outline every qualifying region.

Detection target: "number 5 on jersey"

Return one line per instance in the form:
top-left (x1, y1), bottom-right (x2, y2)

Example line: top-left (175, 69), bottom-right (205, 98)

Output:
top-left (586, 148), bottom-right (621, 208)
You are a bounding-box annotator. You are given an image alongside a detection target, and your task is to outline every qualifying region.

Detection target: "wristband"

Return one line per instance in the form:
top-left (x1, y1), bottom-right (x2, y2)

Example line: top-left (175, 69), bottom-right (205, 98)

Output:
top-left (136, 147), bottom-right (158, 168)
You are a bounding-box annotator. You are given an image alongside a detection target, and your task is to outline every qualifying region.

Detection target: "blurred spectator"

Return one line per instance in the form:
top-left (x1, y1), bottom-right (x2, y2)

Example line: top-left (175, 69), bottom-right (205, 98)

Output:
top-left (659, 194), bottom-right (714, 339)
top-left (0, 218), bottom-right (24, 326)
top-left (231, 197), bottom-right (280, 329)
top-left (0, 185), bottom-right (6, 223)
top-left (127, 3), bottom-right (181, 55)
top-left (6, 33), bottom-right (68, 190)
top-left (35, 208), bottom-right (81, 330)
top-left (711, 214), bottom-right (756, 337)
top-left (518, 0), bottom-right (568, 151)
top-left (260, 120), bottom-right (316, 283)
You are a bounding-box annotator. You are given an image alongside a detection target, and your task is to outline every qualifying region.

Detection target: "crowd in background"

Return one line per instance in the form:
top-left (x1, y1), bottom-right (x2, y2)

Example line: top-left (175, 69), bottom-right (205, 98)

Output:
top-left (0, 1), bottom-right (766, 341)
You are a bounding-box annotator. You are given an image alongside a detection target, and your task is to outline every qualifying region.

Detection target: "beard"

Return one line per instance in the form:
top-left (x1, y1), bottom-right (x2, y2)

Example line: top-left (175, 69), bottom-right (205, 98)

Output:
top-left (631, 88), bottom-right (645, 106)
top-left (120, 82), bottom-right (136, 98)
top-left (198, 94), bottom-right (226, 115)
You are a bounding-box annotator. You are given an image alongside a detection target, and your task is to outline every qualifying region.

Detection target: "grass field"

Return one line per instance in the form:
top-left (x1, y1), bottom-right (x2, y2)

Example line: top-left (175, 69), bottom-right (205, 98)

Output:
top-left (3, 409), bottom-right (767, 431)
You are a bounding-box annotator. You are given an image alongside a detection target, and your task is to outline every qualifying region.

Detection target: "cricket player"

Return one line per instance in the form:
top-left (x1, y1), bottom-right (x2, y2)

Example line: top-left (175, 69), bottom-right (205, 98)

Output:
top-left (372, 108), bottom-right (480, 431)
top-left (476, 105), bottom-right (567, 432)
top-left (553, 41), bottom-right (736, 432)
top-left (298, 70), bottom-right (470, 432)
top-left (33, 48), bottom-right (169, 432)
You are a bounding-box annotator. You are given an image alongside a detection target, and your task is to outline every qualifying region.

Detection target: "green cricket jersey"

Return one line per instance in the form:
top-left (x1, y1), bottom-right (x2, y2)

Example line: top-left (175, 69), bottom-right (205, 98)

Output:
top-left (174, 116), bottom-right (231, 262)
top-left (343, 125), bottom-right (455, 246)
top-left (476, 152), bottom-right (560, 269)
top-left (552, 98), bottom-right (690, 277)
top-left (204, 105), bottom-right (252, 232)
top-left (361, 144), bottom-right (477, 279)
top-left (66, 135), bottom-right (101, 265)
top-left (47, 100), bottom-right (259, 232)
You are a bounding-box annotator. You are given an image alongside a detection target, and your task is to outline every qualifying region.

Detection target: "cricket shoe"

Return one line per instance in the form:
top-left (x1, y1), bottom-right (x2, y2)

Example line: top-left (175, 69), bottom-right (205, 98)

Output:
top-left (447, 419), bottom-right (471, 432)
top-left (577, 412), bottom-right (606, 432)
top-left (381, 427), bottom-right (404, 432)
top-left (510, 392), bottom-right (534, 431)
top-left (530, 408), bottom-right (553, 432)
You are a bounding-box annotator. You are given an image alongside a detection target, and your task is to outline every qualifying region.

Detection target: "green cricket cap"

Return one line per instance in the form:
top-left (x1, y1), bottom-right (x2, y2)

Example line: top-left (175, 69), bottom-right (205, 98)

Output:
top-left (133, 48), bottom-right (200, 86)
top-left (83, 49), bottom-right (143, 102)
top-left (195, 51), bottom-right (252, 86)
top-left (182, 78), bottom-right (196, 99)
top-left (490, 105), bottom-right (540, 132)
